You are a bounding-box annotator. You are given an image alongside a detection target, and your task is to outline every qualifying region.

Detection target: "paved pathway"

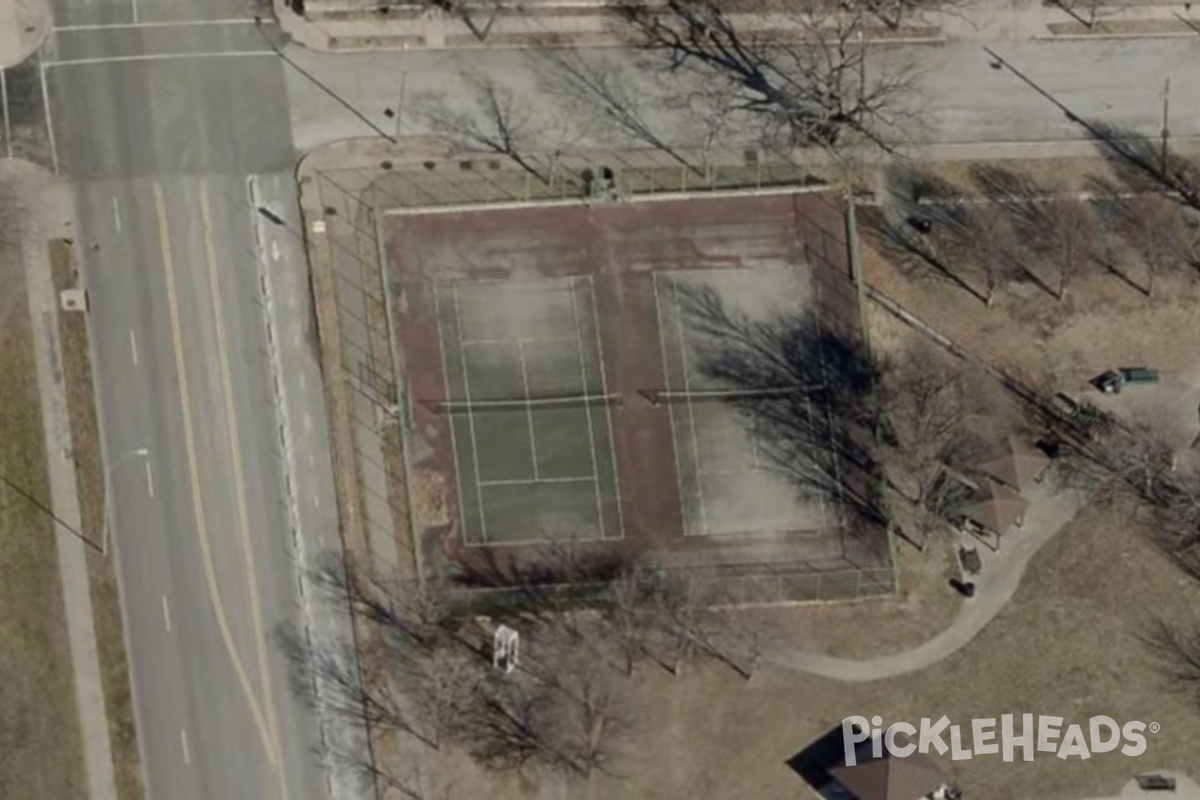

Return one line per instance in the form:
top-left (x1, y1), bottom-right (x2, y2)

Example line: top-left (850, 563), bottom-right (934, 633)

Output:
top-left (273, 0), bottom-right (1200, 53)
top-left (766, 482), bottom-right (1085, 680)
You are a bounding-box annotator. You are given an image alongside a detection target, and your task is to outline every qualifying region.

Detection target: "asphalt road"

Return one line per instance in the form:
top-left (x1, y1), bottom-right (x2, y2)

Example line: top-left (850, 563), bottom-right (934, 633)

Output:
top-left (282, 38), bottom-right (1200, 153)
top-left (42, 7), bottom-right (339, 800)
top-left (30, 4), bottom-right (1200, 799)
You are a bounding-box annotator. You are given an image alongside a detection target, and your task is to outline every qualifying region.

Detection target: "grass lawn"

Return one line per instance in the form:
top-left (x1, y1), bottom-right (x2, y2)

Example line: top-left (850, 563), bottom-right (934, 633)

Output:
top-left (428, 494), bottom-right (1200, 800)
top-left (0, 228), bottom-right (86, 798)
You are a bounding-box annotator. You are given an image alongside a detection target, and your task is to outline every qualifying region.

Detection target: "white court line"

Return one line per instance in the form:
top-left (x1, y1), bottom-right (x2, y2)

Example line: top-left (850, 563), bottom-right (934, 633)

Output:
top-left (162, 595), bottom-right (172, 632)
top-left (671, 279), bottom-right (710, 535)
top-left (179, 729), bottom-right (191, 764)
top-left (144, 458), bottom-right (155, 497)
top-left (112, 196), bottom-right (122, 232)
top-left (516, 339), bottom-right (540, 482)
top-left (38, 63), bottom-right (58, 174)
top-left (478, 476), bottom-right (595, 488)
top-left (653, 273), bottom-right (689, 535)
top-left (451, 285), bottom-right (490, 544)
top-left (128, 329), bottom-right (138, 365)
top-left (585, 275), bottom-right (625, 538)
top-left (53, 18), bottom-right (258, 31)
top-left (669, 278), bottom-right (710, 535)
top-left (568, 278), bottom-right (605, 539)
top-left (43, 51), bottom-right (274, 68)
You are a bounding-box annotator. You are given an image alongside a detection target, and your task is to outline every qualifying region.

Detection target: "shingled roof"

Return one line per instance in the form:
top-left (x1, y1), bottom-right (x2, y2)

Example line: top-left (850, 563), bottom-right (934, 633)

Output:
top-left (828, 735), bottom-right (948, 800)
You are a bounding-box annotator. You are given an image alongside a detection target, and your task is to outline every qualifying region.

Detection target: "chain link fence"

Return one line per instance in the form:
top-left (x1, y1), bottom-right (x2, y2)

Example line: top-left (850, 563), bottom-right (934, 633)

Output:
top-left (308, 145), bottom-right (898, 607)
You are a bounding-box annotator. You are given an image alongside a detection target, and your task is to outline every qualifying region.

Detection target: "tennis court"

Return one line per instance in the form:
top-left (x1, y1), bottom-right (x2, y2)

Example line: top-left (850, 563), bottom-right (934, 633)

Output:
top-left (654, 266), bottom-right (841, 537)
top-left (384, 189), bottom-right (890, 599)
top-left (433, 276), bottom-right (623, 546)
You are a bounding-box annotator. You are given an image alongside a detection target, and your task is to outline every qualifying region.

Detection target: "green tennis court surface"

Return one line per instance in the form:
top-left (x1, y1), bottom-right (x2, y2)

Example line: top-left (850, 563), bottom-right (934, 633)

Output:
top-left (434, 277), bottom-right (624, 546)
top-left (655, 266), bottom-right (840, 537)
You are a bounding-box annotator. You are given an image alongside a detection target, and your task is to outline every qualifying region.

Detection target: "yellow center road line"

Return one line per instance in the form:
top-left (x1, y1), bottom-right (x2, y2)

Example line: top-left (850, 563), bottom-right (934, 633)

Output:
top-left (153, 182), bottom-right (277, 767)
top-left (198, 181), bottom-right (289, 794)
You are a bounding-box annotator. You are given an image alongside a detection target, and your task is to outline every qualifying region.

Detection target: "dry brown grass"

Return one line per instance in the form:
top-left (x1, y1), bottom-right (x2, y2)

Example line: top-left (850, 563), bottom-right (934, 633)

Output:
top-left (0, 231), bottom-right (85, 799)
top-left (425, 493), bottom-right (1200, 800)
top-left (50, 242), bottom-right (144, 800)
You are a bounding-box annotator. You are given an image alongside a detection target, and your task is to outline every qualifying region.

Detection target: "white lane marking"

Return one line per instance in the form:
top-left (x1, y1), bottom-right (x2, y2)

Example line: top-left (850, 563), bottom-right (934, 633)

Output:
top-left (270, 239), bottom-right (280, 262)
top-left (38, 64), bottom-right (58, 174)
top-left (179, 729), bottom-right (191, 764)
top-left (44, 51), bottom-right (274, 68)
top-left (112, 196), bottom-right (122, 232)
top-left (313, 495), bottom-right (319, 509)
top-left (162, 595), bottom-right (172, 631)
top-left (144, 459), bottom-right (155, 497)
top-left (53, 18), bottom-right (258, 31)
top-left (130, 0), bottom-right (139, 24)
top-left (129, 329), bottom-right (139, 365)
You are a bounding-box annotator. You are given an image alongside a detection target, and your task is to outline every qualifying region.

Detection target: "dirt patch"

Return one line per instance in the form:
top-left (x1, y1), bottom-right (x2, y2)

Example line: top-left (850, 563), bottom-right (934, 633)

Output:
top-left (0, 216), bottom-right (85, 798)
top-left (50, 242), bottom-right (144, 800)
top-left (411, 468), bottom-right (449, 526)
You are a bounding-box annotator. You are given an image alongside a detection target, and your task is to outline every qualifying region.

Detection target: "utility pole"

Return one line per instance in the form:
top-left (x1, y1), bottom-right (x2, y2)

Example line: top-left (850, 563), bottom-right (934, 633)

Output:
top-left (254, 17), bottom-right (397, 144)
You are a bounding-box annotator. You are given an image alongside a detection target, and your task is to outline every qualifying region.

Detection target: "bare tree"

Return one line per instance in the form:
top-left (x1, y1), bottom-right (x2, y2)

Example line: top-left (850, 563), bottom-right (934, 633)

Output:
top-left (413, 70), bottom-right (570, 183)
top-left (965, 203), bottom-right (1022, 304)
top-left (1086, 121), bottom-right (1200, 212)
top-left (1039, 197), bottom-right (1099, 301)
top-left (297, 554), bottom-right (642, 783)
top-left (534, 48), bottom-right (704, 176)
top-left (848, 0), bottom-right (964, 30)
top-left (1142, 615), bottom-right (1200, 707)
top-left (1048, 0), bottom-right (1112, 29)
top-left (613, 0), bottom-right (919, 149)
top-left (1116, 194), bottom-right (1195, 295)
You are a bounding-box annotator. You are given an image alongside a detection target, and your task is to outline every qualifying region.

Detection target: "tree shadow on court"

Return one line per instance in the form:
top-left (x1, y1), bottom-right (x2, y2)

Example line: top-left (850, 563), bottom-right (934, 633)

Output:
top-left (671, 280), bottom-right (889, 529)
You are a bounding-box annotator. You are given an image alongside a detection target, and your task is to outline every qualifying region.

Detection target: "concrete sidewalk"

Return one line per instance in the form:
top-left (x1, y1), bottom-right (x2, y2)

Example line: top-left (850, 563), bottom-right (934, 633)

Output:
top-left (273, 0), bottom-right (1200, 53)
top-left (0, 0), bottom-right (48, 68)
top-left (8, 158), bottom-right (119, 800)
